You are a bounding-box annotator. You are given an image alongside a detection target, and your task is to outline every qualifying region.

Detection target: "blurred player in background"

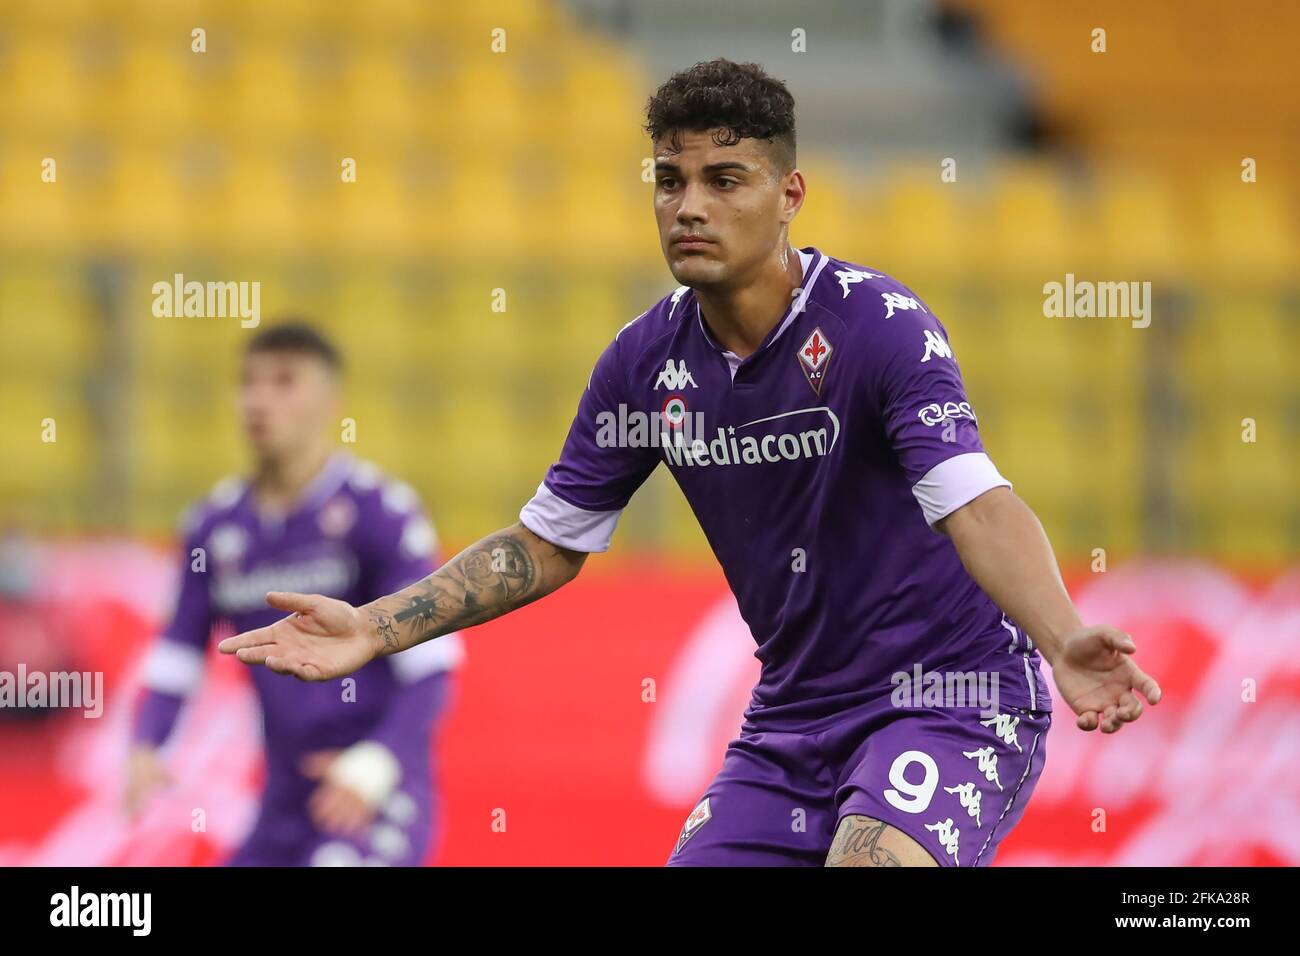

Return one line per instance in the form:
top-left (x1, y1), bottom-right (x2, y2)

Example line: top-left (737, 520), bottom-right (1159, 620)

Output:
top-left (217, 61), bottom-right (1162, 867)
top-left (125, 322), bottom-right (463, 866)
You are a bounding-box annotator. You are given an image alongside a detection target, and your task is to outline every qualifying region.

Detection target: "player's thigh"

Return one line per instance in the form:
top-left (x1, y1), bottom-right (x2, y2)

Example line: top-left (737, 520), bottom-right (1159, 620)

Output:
top-left (667, 731), bottom-right (835, 867)
top-left (834, 705), bottom-right (1050, 867)
top-left (826, 814), bottom-right (939, 866)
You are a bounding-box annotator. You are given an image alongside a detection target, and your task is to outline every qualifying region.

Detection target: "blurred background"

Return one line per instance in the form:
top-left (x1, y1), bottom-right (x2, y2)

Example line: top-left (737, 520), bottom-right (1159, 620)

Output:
top-left (0, 0), bottom-right (1296, 865)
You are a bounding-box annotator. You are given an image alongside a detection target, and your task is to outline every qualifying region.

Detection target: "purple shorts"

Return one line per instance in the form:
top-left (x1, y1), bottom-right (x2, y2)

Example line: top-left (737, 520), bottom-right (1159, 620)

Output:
top-left (668, 698), bottom-right (1050, 867)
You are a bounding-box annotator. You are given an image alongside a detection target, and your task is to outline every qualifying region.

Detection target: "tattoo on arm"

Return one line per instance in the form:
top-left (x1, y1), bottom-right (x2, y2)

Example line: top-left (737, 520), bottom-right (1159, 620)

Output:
top-left (365, 524), bottom-right (566, 654)
top-left (367, 608), bottom-right (401, 653)
top-left (392, 594), bottom-right (442, 635)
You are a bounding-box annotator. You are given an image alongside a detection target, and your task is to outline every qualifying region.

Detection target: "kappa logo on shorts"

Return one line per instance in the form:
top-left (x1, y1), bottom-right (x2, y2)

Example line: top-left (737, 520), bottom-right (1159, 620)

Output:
top-left (944, 782), bottom-right (984, 828)
top-left (925, 817), bottom-right (961, 864)
top-left (962, 746), bottom-right (1003, 791)
top-left (675, 796), bottom-right (712, 853)
top-left (980, 713), bottom-right (1023, 752)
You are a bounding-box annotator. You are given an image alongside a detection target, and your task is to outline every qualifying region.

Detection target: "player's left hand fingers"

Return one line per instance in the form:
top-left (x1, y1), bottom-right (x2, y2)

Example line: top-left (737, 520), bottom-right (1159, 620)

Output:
top-left (265, 655), bottom-right (322, 681)
top-left (218, 626), bottom-right (273, 655)
top-left (1100, 627), bottom-right (1136, 655)
top-left (234, 644), bottom-right (276, 666)
top-left (1129, 664), bottom-right (1162, 706)
top-left (1100, 704), bottom-right (1123, 734)
top-left (1116, 689), bottom-right (1143, 723)
top-left (1077, 709), bottom-right (1099, 732)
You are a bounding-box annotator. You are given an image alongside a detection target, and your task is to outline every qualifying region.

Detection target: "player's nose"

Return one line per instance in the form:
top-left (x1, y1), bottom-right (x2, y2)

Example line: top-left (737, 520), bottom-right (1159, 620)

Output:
top-left (675, 183), bottom-right (709, 223)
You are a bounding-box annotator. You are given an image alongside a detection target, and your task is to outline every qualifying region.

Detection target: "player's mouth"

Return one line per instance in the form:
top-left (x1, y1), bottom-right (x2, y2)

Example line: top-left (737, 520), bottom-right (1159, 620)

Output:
top-left (673, 235), bottom-right (715, 252)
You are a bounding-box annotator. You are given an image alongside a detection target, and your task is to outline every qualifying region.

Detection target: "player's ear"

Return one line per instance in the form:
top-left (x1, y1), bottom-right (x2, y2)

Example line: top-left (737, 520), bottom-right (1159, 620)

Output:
top-left (780, 168), bottom-right (806, 224)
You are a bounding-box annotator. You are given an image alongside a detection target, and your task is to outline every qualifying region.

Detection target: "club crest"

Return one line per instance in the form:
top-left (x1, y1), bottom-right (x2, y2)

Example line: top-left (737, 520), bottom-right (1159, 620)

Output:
top-left (797, 327), bottom-right (833, 395)
top-left (674, 796), bottom-right (712, 854)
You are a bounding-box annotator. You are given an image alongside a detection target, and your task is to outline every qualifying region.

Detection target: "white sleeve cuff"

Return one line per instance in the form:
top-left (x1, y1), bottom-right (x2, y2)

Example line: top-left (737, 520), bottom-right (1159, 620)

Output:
top-left (518, 482), bottom-right (623, 553)
top-left (911, 452), bottom-right (1011, 526)
top-left (141, 638), bottom-right (205, 696)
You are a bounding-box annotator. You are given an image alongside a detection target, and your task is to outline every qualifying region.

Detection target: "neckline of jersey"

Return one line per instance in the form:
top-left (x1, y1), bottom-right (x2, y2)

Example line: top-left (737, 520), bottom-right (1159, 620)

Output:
top-left (694, 247), bottom-right (827, 380)
top-left (243, 451), bottom-right (354, 527)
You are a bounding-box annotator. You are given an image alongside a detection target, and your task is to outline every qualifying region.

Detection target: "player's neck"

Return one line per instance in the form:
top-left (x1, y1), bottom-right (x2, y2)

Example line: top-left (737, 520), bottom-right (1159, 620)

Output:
top-left (253, 444), bottom-right (335, 512)
top-left (694, 245), bottom-right (803, 360)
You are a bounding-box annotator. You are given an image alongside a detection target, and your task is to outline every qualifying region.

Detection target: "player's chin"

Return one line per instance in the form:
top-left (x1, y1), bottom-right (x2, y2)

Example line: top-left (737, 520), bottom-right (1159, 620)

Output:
top-left (668, 252), bottom-right (725, 284)
top-left (246, 435), bottom-right (284, 460)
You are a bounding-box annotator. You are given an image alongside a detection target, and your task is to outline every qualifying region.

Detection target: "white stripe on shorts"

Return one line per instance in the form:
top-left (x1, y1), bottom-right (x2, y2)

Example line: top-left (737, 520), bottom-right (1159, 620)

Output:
top-left (974, 727), bottom-right (1042, 866)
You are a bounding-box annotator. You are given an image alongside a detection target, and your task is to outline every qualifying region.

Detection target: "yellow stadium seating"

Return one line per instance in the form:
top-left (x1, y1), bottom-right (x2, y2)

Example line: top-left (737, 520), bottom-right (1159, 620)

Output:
top-left (0, 0), bottom-right (1293, 561)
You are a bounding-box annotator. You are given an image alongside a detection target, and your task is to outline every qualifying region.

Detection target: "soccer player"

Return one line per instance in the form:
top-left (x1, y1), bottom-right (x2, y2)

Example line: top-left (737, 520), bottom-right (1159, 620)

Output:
top-left (126, 322), bottom-right (463, 866)
top-left (218, 61), bottom-right (1162, 866)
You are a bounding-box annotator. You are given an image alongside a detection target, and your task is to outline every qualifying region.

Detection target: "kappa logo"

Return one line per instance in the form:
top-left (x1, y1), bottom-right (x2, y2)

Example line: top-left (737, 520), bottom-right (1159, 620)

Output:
top-left (920, 329), bottom-right (953, 363)
top-left (962, 746), bottom-right (1003, 791)
top-left (674, 796), bottom-right (712, 854)
top-left (654, 358), bottom-right (698, 390)
top-left (980, 713), bottom-right (1023, 752)
top-left (834, 267), bottom-right (882, 298)
top-left (797, 327), bottom-right (834, 395)
top-left (882, 291), bottom-right (926, 319)
top-left (925, 817), bottom-right (961, 864)
top-left (944, 782), bottom-right (984, 828)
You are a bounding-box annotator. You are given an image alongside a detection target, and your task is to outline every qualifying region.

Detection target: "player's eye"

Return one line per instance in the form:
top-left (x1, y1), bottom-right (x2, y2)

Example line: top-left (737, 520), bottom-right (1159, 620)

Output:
top-left (715, 177), bottom-right (738, 189)
top-left (657, 177), bottom-right (678, 190)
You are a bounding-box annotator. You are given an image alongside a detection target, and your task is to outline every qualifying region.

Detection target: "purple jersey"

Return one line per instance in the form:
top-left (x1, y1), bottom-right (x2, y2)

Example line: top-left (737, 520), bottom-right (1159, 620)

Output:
top-left (522, 247), bottom-right (1050, 724)
top-left (134, 453), bottom-right (463, 865)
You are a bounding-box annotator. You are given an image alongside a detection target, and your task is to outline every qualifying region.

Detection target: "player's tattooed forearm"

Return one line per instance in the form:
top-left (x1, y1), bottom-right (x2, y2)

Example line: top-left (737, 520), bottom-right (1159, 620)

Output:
top-left (826, 817), bottom-right (902, 867)
top-left (462, 534), bottom-right (535, 601)
top-left (393, 593), bottom-right (443, 639)
top-left (372, 526), bottom-right (546, 650)
top-left (367, 608), bottom-right (401, 652)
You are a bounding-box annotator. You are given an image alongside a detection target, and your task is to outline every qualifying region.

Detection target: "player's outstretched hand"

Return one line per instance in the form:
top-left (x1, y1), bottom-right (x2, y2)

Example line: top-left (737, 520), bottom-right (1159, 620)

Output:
top-left (1050, 624), bottom-right (1163, 734)
top-left (217, 591), bottom-right (377, 681)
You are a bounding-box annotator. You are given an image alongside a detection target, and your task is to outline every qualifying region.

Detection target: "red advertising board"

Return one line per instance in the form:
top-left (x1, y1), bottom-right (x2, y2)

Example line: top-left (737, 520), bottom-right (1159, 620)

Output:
top-left (0, 545), bottom-right (1294, 866)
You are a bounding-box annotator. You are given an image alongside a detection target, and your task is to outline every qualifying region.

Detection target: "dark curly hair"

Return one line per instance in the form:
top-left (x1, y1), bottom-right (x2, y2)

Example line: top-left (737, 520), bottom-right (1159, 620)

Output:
top-left (644, 59), bottom-right (797, 173)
